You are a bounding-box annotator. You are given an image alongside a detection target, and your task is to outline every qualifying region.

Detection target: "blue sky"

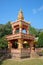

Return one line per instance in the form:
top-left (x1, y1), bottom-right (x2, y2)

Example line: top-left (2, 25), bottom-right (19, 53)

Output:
top-left (0, 0), bottom-right (43, 29)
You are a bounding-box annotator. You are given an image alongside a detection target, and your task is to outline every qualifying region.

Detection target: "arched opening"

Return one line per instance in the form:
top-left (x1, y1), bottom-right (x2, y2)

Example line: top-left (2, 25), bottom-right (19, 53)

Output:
top-left (12, 40), bottom-right (18, 49)
top-left (22, 29), bottom-right (26, 34)
top-left (23, 41), bottom-right (29, 48)
top-left (15, 28), bottom-right (19, 33)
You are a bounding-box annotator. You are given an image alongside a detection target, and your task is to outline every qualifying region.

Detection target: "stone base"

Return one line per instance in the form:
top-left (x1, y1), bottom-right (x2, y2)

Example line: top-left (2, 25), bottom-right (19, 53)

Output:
top-left (30, 50), bottom-right (39, 58)
top-left (11, 48), bottom-right (30, 59)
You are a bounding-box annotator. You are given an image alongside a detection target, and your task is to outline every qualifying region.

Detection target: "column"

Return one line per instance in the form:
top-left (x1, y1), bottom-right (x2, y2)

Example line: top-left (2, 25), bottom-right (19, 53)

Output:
top-left (29, 41), bottom-right (34, 52)
top-left (18, 39), bottom-right (23, 49)
top-left (12, 28), bottom-right (16, 34)
top-left (26, 27), bottom-right (29, 34)
top-left (29, 41), bottom-right (35, 57)
top-left (8, 41), bottom-right (12, 49)
top-left (8, 41), bottom-right (12, 53)
top-left (29, 41), bottom-right (38, 58)
top-left (19, 21), bottom-right (22, 33)
top-left (27, 30), bottom-right (29, 34)
top-left (19, 28), bottom-right (22, 33)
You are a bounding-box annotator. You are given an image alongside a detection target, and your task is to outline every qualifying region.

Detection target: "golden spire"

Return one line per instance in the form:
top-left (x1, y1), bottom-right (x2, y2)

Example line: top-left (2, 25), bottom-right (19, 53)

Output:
top-left (18, 9), bottom-right (24, 21)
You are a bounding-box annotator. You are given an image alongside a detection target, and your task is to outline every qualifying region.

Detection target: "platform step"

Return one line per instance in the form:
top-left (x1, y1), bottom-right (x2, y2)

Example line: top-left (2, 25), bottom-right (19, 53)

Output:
top-left (30, 51), bottom-right (39, 58)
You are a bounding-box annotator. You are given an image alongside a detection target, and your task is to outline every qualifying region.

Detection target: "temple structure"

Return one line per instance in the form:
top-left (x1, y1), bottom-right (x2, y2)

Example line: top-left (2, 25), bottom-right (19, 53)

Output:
top-left (6, 10), bottom-right (35, 59)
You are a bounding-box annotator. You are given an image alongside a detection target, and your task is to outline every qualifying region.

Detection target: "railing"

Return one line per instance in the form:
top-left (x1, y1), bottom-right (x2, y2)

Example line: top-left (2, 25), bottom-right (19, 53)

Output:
top-left (6, 33), bottom-right (35, 40)
top-left (21, 33), bottom-right (35, 39)
top-left (6, 34), bottom-right (21, 40)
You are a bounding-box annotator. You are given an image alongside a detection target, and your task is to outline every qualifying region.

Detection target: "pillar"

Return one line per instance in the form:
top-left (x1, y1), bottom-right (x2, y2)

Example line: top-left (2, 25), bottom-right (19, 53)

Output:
top-left (19, 28), bottom-right (22, 33)
top-left (8, 41), bottom-right (12, 49)
top-left (12, 28), bottom-right (16, 34)
top-left (29, 41), bottom-right (39, 58)
top-left (18, 39), bottom-right (23, 49)
top-left (29, 41), bottom-right (34, 52)
top-left (29, 40), bottom-right (35, 57)
top-left (19, 21), bottom-right (22, 33)
top-left (26, 27), bottom-right (29, 34)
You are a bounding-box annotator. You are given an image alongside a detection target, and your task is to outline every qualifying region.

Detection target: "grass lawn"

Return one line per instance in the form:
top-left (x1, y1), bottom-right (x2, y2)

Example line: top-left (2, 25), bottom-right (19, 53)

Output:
top-left (0, 58), bottom-right (43, 65)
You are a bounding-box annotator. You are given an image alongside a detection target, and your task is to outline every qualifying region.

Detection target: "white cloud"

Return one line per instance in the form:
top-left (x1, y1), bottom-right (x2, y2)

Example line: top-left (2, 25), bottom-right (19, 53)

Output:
top-left (32, 5), bottom-right (43, 14)
top-left (38, 6), bottom-right (43, 11)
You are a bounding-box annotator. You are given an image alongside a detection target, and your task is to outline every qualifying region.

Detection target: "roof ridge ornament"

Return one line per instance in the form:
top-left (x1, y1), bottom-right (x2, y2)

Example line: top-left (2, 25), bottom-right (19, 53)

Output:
top-left (18, 9), bottom-right (24, 21)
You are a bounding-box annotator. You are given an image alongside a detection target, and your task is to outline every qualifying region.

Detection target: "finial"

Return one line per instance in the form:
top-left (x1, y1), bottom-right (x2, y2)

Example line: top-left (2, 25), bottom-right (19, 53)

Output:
top-left (18, 9), bottom-right (24, 21)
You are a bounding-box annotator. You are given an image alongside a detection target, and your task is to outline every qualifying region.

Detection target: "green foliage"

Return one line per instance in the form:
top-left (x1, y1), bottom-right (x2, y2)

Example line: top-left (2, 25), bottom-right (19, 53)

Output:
top-left (0, 24), bottom-right (5, 38)
top-left (23, 43), bottom-right (29, 48)
top-left (0, 21), bottom-right (12, 49)
top-left (29, 26), bottom-right (43, 48)
top-left (29, 26), bottom-right (39, 37)
top-left (0, 36), bottom-right (8, 49)
top-left (4, 22), bottom-right (12, 35)
top-left (0, 21), bottom-right (12, 38)
top-left (38, 32), bottom-right (43, 47)
top-left (12, 41), bottom-right (18, 49)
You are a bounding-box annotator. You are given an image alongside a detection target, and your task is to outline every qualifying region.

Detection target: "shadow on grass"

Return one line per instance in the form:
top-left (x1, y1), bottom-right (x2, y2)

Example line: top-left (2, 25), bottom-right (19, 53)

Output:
top-left (0, 60), bottom-right (3, 65)
top-left (0, 54), bottom-right (11, 65)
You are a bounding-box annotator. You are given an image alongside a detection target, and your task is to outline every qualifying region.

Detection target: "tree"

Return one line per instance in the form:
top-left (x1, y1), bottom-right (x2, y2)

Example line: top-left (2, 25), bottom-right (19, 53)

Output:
top-left (0, 21), bottom-right (12, 38)
top-left (29, 26), bottom-right (39, 37)
top-left (0, 36), bottom-right (8, 49)
top-left (38, 32), bottom-right (43, 47)
top-left (0, 21), bottom-right (12, 49)
top-left (3, 21), bottom-right (12, 35)
top-left (0, 24), bottom-right (5, 38)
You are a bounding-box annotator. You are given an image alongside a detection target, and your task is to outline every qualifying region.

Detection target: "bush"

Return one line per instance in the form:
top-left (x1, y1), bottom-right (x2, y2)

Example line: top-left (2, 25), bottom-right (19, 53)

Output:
top-left (38, 32), bottom-right (43, 48)
top-left (0, 36), bottom-right (8, 49)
